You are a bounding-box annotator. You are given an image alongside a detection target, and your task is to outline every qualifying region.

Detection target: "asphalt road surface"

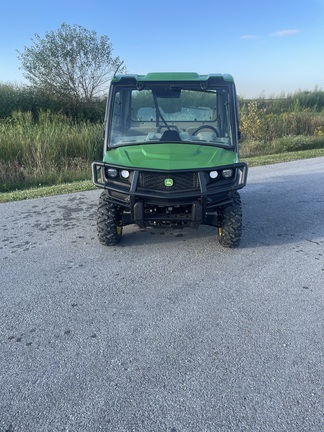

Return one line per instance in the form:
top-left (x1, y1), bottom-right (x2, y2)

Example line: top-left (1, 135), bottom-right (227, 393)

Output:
top-left (1, 158), bottom-right (323, 432)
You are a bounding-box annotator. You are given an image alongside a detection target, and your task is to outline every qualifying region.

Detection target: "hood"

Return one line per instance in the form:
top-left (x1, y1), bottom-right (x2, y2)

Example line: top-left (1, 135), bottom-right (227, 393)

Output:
top-left (103, 143), bottom-right (238, 170)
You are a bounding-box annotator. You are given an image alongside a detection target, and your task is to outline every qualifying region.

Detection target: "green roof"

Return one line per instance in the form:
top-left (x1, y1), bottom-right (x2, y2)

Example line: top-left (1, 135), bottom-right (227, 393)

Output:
top-left (112, 72), bottom-right (234, 83)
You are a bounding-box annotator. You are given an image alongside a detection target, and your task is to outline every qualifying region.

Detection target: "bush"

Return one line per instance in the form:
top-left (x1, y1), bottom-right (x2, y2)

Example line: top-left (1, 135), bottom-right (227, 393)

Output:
top-left (0, 110), bottom-right (103, 191)
top-left (0, 82), bottom-right (106, 122)
top-left (240, 135), bottom-right (324, 158)
top-left (240, 101), bottom-right (324, 142)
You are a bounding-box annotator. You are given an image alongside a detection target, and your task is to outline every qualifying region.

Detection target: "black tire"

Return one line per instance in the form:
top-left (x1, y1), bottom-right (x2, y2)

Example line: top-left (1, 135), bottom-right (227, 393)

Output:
top-left (218, 192), bottom-right (242, 248)
top-left (97, 191), bottom-right (123, 246)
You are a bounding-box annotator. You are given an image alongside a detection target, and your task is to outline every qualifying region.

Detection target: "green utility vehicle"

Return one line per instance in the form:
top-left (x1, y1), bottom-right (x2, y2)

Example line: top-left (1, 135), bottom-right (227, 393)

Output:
top-left (92, 72), bottom-right (248, 247)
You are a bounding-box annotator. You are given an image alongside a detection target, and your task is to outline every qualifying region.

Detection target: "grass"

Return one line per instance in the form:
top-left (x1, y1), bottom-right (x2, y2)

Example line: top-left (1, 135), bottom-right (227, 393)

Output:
top-left (240, 135), bottom-right (324, 158)
top-left (0, 180), bottom-right (95, 203)
top-left (0, 111), bottom-right (103, 192)
top-left (1, 148), bottom-right (323, 203)
top-left (1, 102), bottom-right (324, 203)
top-left (241, 147), bottom-right (324, 166)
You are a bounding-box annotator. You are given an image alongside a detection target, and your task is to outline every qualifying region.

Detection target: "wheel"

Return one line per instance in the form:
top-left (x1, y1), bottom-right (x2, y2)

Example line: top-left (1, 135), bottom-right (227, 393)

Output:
top-left (97, 190), bottom-right (123, 246)
top-left (192, 125), bottom-right (220, 136)
top-left (218, 192), bottom-right (242, 248)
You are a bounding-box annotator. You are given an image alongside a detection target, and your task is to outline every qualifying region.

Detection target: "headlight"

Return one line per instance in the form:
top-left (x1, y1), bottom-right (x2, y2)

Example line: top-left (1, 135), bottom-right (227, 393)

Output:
top-left (209, 170), bottom-right (218, 179)
top-left (106, 168), bottom-right (118, 178)
top-left (221, 169), bottom-right (234, 179)
top-left (120, 169), bottom-right (130, 179)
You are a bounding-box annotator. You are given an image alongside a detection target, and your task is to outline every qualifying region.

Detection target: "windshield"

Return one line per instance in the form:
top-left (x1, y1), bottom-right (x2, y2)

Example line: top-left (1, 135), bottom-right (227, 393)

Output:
top-left (109, 84), bottom-right (235, 148)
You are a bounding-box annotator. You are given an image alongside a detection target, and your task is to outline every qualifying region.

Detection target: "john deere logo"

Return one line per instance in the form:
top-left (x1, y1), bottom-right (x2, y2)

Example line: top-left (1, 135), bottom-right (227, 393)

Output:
top-left (164, 178), bottom-right (173, 187)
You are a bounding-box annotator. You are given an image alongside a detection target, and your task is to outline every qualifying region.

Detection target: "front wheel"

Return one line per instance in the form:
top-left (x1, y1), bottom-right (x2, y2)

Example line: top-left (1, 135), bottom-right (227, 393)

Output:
top-left (97, 191), bottom-right (123, 246)
top-left (218, 192), bottom-right (242, 248)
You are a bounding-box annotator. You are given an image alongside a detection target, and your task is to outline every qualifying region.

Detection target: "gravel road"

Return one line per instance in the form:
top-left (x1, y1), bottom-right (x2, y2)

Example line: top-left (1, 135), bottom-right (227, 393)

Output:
top-left (1, 158), bottom-right (323, 432)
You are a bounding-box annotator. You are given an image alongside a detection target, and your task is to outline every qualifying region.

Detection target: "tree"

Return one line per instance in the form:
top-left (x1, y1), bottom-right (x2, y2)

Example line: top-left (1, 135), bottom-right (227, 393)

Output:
top-left (18, 23), bottom-right (125, 103)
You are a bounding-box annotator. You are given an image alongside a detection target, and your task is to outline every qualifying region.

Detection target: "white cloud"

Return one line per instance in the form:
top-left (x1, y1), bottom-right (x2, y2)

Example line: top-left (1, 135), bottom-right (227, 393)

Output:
top-left (270, 29), bottom-right (300, 37)
top-left (240, 35), bottom-right (259, 40)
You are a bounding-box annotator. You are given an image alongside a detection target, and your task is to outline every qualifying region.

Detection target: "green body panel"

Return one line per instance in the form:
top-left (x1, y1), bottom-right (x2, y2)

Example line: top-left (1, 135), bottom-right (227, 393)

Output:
top-left (112, 72), bottom-right (234, 83)
top-left (103, 143), bottom-right (238, 170)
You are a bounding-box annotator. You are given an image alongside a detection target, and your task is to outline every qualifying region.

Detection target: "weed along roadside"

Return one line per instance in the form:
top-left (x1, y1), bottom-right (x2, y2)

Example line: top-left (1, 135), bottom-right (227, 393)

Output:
top-left (0, 111), bottom-right (103, 193)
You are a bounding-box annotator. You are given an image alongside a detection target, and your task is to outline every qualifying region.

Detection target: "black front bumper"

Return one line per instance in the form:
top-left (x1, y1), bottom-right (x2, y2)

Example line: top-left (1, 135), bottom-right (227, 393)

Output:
top-left (92, 162), bottom-right (248, 226)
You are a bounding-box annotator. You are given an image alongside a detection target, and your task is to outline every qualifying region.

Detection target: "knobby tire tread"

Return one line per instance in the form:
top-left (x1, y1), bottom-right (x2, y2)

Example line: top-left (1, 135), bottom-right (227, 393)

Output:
top-left (97, 191), bottom-right (122, 246)
top-left (219, 192), bottom-right (242, 248)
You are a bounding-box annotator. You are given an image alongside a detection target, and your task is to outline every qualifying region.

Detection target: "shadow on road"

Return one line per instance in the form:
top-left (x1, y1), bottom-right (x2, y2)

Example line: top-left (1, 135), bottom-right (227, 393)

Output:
top-left (240, 173), bottom-right (324, 248)
top-left (112, 173), bottom-right (324, 249)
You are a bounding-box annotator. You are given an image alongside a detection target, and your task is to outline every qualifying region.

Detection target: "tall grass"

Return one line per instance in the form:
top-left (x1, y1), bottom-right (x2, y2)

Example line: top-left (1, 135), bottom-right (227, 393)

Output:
top-left (0, 111), bottom-right (103, 191)
top-left (240, 135), bottom-right (324, 158)
top-left (239, 100), bottom-right (324, 159)
top-left (1, 86), bottom-right (324, 193)
top-left (0, 82), bottom-right (106, 121)
top-left (238, 87), bottom-right (324, 113)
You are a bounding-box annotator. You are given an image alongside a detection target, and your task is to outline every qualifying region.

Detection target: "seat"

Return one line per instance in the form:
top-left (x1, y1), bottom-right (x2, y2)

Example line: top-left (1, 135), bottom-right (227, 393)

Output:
top-left (160, 130), bottom-right (182, 142)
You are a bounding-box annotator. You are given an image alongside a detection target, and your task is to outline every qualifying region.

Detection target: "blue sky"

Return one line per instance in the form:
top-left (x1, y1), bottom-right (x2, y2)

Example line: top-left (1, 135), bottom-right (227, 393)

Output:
top-left (1, 0), bottom-right (324, 97)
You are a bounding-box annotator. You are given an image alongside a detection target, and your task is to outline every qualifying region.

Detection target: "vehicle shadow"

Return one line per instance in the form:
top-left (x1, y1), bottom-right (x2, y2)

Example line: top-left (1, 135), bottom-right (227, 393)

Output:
top-left (119, 224), bottom-right (213, 247)
top-left (240, 173), bottom-right (324, 248)
top-left (117, 172), bottom-right (324, 249)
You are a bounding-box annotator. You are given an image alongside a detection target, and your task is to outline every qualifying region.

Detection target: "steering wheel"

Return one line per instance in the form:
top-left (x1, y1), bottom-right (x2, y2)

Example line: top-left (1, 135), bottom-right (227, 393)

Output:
top-left (192, 125), bottom-right (220, 136)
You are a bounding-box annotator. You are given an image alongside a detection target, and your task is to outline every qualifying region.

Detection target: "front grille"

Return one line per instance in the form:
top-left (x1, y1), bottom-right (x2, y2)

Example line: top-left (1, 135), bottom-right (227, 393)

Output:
top-left (138, 172), bottom-right (200, 191)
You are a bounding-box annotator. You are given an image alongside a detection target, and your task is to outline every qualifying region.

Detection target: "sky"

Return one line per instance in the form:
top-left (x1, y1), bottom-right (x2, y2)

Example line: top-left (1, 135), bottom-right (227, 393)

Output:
top-left (1, 0), bottom-right (324, 98)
